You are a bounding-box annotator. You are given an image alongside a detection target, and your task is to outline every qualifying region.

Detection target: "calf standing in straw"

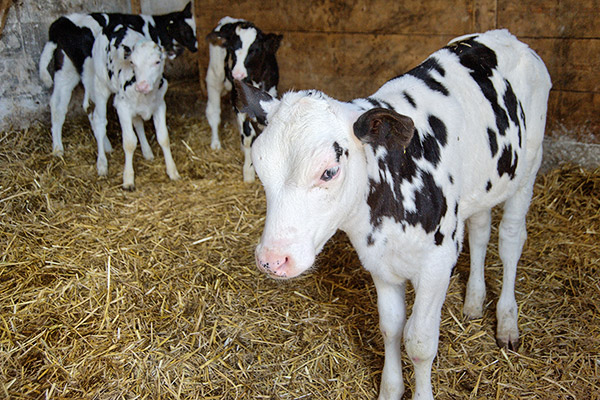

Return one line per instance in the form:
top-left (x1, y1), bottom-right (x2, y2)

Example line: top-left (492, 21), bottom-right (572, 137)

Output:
top-left (89, 26), bottom-right (180, 190)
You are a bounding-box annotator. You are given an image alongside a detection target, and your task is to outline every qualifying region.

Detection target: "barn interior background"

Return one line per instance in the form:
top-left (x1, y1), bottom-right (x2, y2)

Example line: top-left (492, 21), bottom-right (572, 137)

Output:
top-left (0, 0), bottom-right (598, 399)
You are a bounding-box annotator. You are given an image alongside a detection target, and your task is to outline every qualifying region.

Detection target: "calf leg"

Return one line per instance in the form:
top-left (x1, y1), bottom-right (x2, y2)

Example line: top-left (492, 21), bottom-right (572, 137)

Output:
top-left (133, 116), bottom-right (154, 160)
top-left (372, 276), bottom-right (406, 400)
top-left (464, 210), bottom-right (492, 319)
top-left (404, 261), bottom-right (452, 400)
top-left (90, 85), bottom-right (111, 176)
top-left (205, 45), bottom-right (227, 150)
top-left (50, 57), bottom-right (80, 156)
top-left (238, 113), bottom-right (256, 183)
top-left (153, 102), bottom-right (180, 181)
top-left (115, 107), bottom-right (137, 190)
top-left (496, 172), bottom-right (538, 350)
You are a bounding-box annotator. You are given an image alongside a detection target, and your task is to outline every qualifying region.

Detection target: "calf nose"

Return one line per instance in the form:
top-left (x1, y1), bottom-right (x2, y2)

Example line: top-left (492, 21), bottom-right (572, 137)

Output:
top-left (231, 69), bottom-right (247, 81)
top-left (255, 247), bottom-right (292, 278)
top-left (135, 81), bottom-right (151, 93)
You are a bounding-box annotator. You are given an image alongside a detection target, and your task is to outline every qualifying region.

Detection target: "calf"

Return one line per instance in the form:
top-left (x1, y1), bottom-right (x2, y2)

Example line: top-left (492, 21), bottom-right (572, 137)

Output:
top-left (38, 2), bottom-right (196, 157)
top-left (90, 26), bottom-right (179, 190)
top-left (205, 16), bottom-right (282, 182)
top-left (236, 30), bottom-right (551, 399)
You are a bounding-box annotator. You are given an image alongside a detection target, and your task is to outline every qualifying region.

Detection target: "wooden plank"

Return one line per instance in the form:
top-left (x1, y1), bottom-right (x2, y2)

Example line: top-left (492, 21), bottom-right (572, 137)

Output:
top-left (197, 0), bottom-right (476, 35)
top-left (130, 0), bottom-right (141, 14)
top-left (547, 90), bottom-right (600, 138)
top-left (498, 0), bottom-right (600, 38)
top-left (472, 0), bottom-right (497, 32)
top-left (277, 32), bottom-right (452, 100)
top-left (526, 38), bottom-right (600, 93)
top-left (194, 0), bottom-right (206, 95)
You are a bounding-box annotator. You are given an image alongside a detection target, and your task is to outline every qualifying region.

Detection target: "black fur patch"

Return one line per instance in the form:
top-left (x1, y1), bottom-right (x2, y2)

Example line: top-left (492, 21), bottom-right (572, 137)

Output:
top-left (487, 127), bottom-right (498, 157)
top-left (428, 115), bottom-right (447, 146)
top-left (48, 17), bottom-right (95, 73)
top-left (123, 76), bottom-right (136, 91)
top-left (503, 80), bottom-right (522, 147)
top-left (333, 141), bottom-right (345, 162)
top-left (446, 37), bottom-right (510, 139)
top-left (434, 229), bottom-right (444, 246)
top-left (401, 56), bottom-right (449, 96)
top-left (497, 145), bottom-right (518, 179)
top-left (403, 91), bottom-right (416, 108)
top-left (486, 180), bottom-right (492, 192)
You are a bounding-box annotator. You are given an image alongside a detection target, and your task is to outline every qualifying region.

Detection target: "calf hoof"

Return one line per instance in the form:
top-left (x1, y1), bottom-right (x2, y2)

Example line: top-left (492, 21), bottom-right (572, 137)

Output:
top-left (210, 140), bottom-right (222, 150)
top-left (496, 335), bottom-right (520, 351)
top-left (462, 301), bottom-right (484, 320)
top-left (122, 183), bottom-right (135, 191)
top-left (97, 163), bottom-right (108, 177)
top-left (168, 170), bottom-right (181, 181)
top-left (52, 146), bottom-right (64, 157)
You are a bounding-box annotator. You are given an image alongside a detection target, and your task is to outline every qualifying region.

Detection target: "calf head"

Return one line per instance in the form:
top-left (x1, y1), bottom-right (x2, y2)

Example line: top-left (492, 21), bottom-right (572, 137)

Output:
top-left (207, 21), bottom-right (282, 83)
top-left (235, 81), bottom-right (416, 279)
top-left (163, 2), bottom-right (197, 55)
top-left (126, 40), bottom-right (166, 94)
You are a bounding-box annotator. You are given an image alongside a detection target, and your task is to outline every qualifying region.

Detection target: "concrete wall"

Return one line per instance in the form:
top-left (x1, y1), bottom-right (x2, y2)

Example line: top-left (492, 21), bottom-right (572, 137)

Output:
top-left (0, 0), bottom-right (197, 131)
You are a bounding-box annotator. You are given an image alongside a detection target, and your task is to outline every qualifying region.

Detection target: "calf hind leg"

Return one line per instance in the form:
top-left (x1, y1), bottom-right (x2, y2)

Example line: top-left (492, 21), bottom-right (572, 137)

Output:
top-left (496, 172), bottom-right (538, 350)
top-left (50, 59), bottom-right (80, 156)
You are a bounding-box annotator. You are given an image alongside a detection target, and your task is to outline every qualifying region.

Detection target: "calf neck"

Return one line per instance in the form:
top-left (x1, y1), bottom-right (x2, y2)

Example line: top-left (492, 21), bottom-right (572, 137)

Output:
top-left (236, 30), bottom-right (551, 400)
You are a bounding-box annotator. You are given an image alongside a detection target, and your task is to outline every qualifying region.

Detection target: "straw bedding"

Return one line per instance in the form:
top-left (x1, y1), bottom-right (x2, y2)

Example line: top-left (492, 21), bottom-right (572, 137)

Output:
top-left (0, 108), bottom-right (598, 399)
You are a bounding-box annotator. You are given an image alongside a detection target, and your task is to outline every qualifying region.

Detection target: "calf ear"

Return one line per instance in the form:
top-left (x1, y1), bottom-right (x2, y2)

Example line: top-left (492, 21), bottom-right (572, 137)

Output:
top-left (234, 80), bottom-right (280, 126)
top-left (353, 108), bottom-right (414, 148)
top-left (206, 31), bottom-right (226, 46)
top-left (265, 33), bottom-right (283, 53)
top-left (182, 2), bottom-right (192, 16)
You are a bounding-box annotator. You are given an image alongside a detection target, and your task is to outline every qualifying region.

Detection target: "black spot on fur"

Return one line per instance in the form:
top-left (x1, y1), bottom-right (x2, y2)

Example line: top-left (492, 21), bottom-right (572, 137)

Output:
top-left (503, 80), bottom-right (522, 147)
top-left (123, 76), bottom-right (136, 90)
top-left (434, 229), bottom-right (444, 246)
top-left (448, 174), bottom-right (454, 184)
top-left (487, 128), bottom-right (498, 157)
top-left (403, 57), bottom-right (449, 96)
top-left (333, 141), bottom-right (345, 162)
top-left (486, 180), bottom-right (492, 192)
top-left (243, 119), bottom-right (253, 137)
top-left (403, 91), bottom-right (416, 108)
top-left (428, 115), bottom-right (447, 146)
top-left (367, 234), bottom-right (375, 246)
top-left (446, 37), bottom-right (511, 138)
top-left (497, 145), bottom-right (518, 179)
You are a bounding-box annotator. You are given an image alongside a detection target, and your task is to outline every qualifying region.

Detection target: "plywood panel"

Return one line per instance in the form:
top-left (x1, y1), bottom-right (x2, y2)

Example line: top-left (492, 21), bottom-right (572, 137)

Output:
top-left (526, 38), bottom-right (600, 92)
top-left (498, 0), bottom-right (600, 38)
top-left (197, 0), bottom-right (478, 35)
top-left (276, 32), bottom-right (452, 100)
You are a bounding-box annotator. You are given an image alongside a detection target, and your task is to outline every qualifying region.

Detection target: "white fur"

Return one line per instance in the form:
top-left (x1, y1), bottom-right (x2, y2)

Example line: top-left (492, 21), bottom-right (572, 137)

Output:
top-left (90, 29), bottom-right (179, 190)
top-left (250, 30), bottom-right (551, 399)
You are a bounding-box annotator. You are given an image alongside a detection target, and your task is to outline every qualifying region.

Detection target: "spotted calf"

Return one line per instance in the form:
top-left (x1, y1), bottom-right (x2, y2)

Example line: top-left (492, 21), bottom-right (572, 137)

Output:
top-left (89, 26), bottom-right (180, 190)
top-left (205, 16), bottom-right (282, 182)
top-left (235, 30), bottom-right (551, 399)
top-left (38, 2), bottom-right (197, 157)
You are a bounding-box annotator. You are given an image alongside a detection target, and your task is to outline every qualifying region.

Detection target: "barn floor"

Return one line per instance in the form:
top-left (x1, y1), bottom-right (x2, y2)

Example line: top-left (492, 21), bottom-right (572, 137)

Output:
top-left (0, 107), bottom-right (599, 399)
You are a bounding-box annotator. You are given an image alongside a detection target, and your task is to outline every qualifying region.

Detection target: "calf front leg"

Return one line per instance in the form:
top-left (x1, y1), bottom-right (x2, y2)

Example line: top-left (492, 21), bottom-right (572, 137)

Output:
top-left (90, 85), bottom-right (111, 176)
top-left (238, 113), bottom-right (256, 183)
top-left (115, 107), bottom-right (137, 190)
top-left (372, 276), bottom-right (406, 400)
top-left (153, 102), bottom-right (180, 181)
top-left (404, 262), bottom-right (452, 400)
top-left (133, 116), bottom-right (154, 160)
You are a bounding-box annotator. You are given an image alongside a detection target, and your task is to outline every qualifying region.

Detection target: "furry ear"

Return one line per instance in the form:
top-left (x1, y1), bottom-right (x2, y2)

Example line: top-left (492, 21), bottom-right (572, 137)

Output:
top-left (122, 45), bottom-right (132, 60)
top-left (234, 80), bottom-right (280, 126)
top-left (353, 108), bottom-right (414, 148)
top-left (265, 33), bottom-right (283, 53)
top-left (182, 2), bottom-right (192, 16)
top-left (205, 31), bottom-right (226, 46)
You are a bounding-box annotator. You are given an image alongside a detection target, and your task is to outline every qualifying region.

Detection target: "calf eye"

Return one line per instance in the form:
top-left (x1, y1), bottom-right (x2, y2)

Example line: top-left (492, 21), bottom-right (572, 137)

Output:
top-left (320, 166), bottom-right (340, 182)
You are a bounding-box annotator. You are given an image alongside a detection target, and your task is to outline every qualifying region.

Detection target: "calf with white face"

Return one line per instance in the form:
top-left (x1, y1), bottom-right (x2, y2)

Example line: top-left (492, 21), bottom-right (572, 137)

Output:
top-left (38, 2), bottom-right (197, 157)
top-left (237, 30), bottom-right (551, 400)
top-left (90, 27), bottom-right (179, 190)
top-left (205, 17), bottom-right (282, 182)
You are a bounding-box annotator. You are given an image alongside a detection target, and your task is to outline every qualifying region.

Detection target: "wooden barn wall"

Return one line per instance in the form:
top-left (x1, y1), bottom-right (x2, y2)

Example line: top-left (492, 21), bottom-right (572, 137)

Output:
top-left (195, 0), bottom-right (599, 141)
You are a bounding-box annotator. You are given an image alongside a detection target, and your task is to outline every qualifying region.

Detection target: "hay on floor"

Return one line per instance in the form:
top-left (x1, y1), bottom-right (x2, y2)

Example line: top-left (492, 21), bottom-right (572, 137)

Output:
top-left (0, 112), bottom-right (598, 399)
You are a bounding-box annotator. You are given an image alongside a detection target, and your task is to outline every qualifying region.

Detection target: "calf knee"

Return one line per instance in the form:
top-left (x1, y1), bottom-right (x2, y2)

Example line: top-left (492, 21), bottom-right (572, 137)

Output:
top-left (404, 319), bottom-right (439, 364)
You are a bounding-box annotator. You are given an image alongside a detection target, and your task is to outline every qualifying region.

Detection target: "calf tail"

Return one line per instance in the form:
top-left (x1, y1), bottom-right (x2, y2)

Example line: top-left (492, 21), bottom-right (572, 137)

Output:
top-left (39, 41), bottom-right (57, 88)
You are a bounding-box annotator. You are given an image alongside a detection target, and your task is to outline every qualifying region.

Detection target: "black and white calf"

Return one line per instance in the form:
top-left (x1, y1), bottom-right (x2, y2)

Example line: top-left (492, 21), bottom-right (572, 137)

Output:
top-left (38, 2), bottom-right (196, 156)
top-left (205, 16), bottom-right (282, 182)
top-left (89, 26), bottom-right (179, 190)
top-left (236, 30), bottom-right (551, 399)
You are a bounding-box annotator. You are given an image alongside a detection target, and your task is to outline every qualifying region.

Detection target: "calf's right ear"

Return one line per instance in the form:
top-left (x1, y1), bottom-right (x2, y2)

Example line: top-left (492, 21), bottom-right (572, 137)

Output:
top-left (206, 31), bottom-right (226, 46)
top-left (234, 80), bottom-right (280, 126)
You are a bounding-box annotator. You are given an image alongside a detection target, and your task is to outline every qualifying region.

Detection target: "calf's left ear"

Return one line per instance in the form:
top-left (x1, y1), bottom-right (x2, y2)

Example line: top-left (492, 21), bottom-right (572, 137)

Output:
top-left (353, 108), bottom-right (414, 148)
top-left (234, 80), bottom-right (280, 126)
